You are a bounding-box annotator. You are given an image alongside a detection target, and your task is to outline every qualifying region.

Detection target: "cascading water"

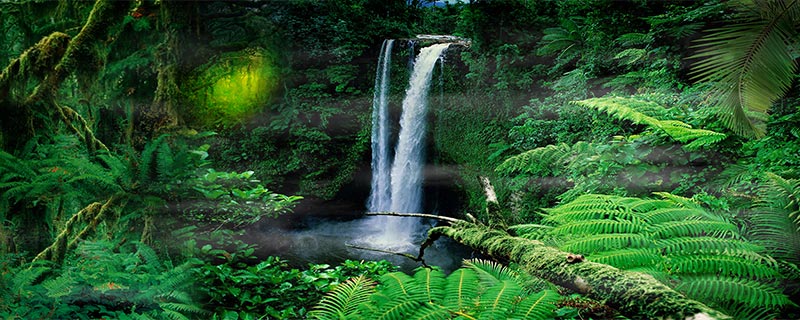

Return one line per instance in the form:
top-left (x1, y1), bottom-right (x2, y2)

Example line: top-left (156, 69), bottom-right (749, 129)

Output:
top-left (365, 42), bottom-right (451, 248)
top-left (366, 39), bottom-right (394, 213)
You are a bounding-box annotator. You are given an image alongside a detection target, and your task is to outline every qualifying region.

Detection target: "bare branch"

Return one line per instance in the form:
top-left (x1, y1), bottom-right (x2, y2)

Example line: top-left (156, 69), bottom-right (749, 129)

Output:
top-left (364, 211), bottom-right (461, 224)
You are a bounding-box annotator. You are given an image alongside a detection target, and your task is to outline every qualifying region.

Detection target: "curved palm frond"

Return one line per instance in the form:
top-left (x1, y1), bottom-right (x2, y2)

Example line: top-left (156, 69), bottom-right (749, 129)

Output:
top-left (690, 0), bottom-right (800, 138)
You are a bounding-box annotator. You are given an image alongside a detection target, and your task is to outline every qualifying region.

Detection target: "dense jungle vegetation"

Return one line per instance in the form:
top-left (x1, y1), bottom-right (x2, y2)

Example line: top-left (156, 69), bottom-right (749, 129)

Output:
top-left (1, 0), bottom-right (799, 319)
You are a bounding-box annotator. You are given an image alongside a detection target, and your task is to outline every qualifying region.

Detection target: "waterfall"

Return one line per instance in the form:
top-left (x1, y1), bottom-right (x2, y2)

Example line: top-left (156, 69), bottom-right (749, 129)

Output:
top-left (389, 43), bottom-right (450, 214)
top-left (367, 39), bottom-right (394, 213)
top-left (364, 42), bottom-right (450, 248)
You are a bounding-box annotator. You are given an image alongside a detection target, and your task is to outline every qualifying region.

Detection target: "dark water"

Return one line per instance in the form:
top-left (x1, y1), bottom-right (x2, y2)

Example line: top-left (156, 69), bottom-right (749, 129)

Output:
top-left (251, 215), bottom-right (475, 273)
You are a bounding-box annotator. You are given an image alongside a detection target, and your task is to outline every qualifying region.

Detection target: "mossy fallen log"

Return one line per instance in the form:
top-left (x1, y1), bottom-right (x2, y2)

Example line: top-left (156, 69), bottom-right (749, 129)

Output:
top-left (428, 221), bottom-right (730, 319)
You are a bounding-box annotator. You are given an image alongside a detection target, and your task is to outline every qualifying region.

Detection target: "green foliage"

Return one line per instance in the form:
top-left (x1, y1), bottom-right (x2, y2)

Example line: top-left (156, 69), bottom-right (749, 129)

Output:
top-left (310, 260), bottom-right (560, 320)
top-left (750, 173), bottom-right (800, 266)
top-left (189, 230), bottom-right (396, 319)
top-left (0, 240), bottom-right (206, 319)
top-left (690, 0), bottom-right (800, 138)
top-left (515, 193), bottom-right (792, 318)
top-left (309, 276), bottom-right (376, 320)
top-left (573, 96), bottom-right (727, 150)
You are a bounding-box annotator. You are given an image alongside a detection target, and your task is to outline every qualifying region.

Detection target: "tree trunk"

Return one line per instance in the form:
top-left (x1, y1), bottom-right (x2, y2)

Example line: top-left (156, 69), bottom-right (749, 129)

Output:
top-left (428, 221), bottom-right (730, 319)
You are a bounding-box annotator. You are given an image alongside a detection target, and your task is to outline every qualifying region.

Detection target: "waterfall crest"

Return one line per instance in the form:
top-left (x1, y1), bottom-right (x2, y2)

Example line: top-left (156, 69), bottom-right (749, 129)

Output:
top-left (366, 42), bottom-right (450, 248)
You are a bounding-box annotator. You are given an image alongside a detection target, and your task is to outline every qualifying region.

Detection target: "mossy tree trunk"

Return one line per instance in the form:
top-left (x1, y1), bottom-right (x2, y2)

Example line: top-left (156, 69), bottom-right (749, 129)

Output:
top-left (428, 221), bottom-right (730, 319)
top-left (0, 0), bottom-right (129, 152)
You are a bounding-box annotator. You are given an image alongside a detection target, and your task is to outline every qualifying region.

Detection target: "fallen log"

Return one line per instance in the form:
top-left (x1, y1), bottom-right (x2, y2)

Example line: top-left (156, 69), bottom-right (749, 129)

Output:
top-left (428, 221), bottom-right (730, 319)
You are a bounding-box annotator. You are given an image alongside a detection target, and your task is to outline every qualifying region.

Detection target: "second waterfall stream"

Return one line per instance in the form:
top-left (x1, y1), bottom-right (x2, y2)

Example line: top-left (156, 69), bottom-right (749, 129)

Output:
top-left (365, 41), bottom-right (451, 249)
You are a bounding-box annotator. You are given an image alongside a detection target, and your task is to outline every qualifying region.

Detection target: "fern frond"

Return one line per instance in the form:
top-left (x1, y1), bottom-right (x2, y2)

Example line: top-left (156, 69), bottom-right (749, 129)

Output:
top-left (496, 142), bottom-right (593, 176)
top-left (310, 276), bottom-right (376, 320)
top-left (651, 219), bottom-right (740, 239)
top-left (510, 289), bottom-right (559, 320)
top-left (639, 207), bottom-right (708, 224)
top-left (412, 267), bottom-right (446, 304)
top-left (658, 237), bottom-right (764, 255)
top-left (442, 268), bottom-right (480, 312)
top-left (11, 266), bottom-right (48, 289)
top-left (676, 276), bottom-right (792, 308)
top-left (135, 242), bottom-right (162, 271)
top-left (615, 32), bottom-right (654, 47)
top-left (139, 134), bottom-right (169, 183)
top-left (477, 279), bottom-right (521, 319)
top-left (750, 173), bottom-right (800, 264)
top-left (378, 272), bottom-right (421, 301)
top-left (552, 219), bottom-right (645, 235)
top-left (588, 249), bottom-right (662, 269)
top-left (561, 233), bottom-right (652, 253)
top-left (159, 302), bottom-right (210, 317)
top-left (507, 224), bottom-right (553, 239)
top-left (407, 304), bottom-right (450, 320)
top-left (667, 255), bottom-right (780, 279)
top-left (573, 97), bottom-right (727, 149)
top-left (464, 259), bottom-right (519, 287)
top-left (42, 275), bottom-right (75, 298)
top-left (371, 297), bottom-right (419, 320)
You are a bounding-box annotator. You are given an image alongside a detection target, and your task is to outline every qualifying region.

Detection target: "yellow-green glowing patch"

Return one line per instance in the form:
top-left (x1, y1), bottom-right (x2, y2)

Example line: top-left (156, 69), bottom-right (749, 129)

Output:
top-left (185, 48), bottom-right (278, 128)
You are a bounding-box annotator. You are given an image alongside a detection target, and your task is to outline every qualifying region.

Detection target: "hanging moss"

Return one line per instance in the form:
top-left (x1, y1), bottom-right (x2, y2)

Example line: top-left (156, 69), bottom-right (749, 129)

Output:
top-left (0, 32), bottom-right (70, 103)
top-left (182, 48), bottom-right (279, 128)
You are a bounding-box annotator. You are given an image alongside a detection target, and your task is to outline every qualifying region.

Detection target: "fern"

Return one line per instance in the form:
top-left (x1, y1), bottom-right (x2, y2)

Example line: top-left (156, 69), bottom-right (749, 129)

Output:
top-left (309, 276), bottom-right (376, 320)
top-left (496, 141), bottom-right (594, 176)
top-left (412, 267), bottom-right (446, 304)
top-left (750, 173), bottom-right (800, 265)
top-left (314, 261), bottom-right (559, 320)
top-left (522, 193), bottom-right (789, 317)
top-left (477, 279), bottom-right (521, 319)
top-left (677, 276), bottom-right (792, 309)
top-left (589, 249), bottom-right (662, 270)
top-left (510, 289), bottom-right (560, 319)
top-left (442, 268), bottom-right (480, 312)
top-left (573, 96), bottom-right (727, 150)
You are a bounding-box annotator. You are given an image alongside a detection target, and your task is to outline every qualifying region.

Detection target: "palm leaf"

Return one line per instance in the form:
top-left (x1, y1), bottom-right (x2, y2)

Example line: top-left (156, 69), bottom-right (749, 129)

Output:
top-left (690, 0), bottom-right (800, 138)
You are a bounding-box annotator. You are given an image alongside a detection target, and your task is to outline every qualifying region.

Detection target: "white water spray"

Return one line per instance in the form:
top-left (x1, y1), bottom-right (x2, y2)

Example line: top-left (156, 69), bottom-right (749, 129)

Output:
top-left (365, 42), bottom-right (450, 248)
